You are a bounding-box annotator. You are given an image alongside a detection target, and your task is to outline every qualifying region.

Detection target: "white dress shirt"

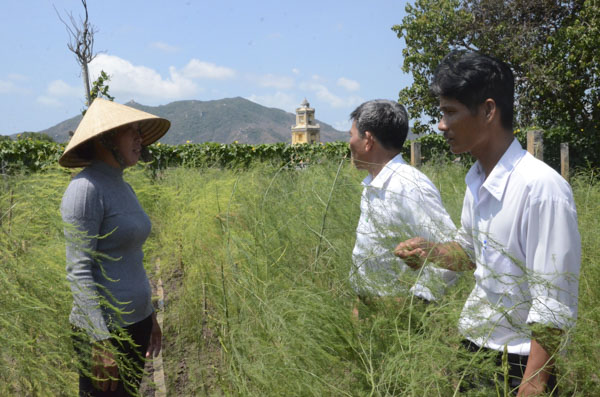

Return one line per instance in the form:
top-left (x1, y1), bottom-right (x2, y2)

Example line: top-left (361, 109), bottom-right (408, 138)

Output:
top-left (351, 154), bottom-right (458, 301)
top-left (457, 139), bottom-right (581, 355)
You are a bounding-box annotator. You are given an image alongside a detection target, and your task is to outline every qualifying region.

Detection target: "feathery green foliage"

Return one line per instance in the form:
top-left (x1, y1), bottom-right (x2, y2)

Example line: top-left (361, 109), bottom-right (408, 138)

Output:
top-left (2, 160), bottom-right (599, 395)
top-left (0, 167), bottom-right (76, 395)
top-left (141, 160), bottom-right (599, 395)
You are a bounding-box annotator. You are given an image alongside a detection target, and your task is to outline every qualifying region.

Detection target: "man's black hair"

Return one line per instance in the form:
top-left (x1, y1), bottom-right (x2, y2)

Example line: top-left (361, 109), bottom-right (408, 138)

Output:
top-left (430, 50), bottom-right (514, 130)
top-left (350, 100), bottom-right (409, 151)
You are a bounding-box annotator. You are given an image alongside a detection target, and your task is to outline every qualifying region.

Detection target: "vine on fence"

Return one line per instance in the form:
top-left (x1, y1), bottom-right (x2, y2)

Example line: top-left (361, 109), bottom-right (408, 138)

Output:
top-left (0, 139), bottom-right (65, 174)
top-left (2, 127), bottom-right (595, 175)
top-left (145, 141), bottom-right (353, 171)
top-left (0, 136), bottom-right (455, 175)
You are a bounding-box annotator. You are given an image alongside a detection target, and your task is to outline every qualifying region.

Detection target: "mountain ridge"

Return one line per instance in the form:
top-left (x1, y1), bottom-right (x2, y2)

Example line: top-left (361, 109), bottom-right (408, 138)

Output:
top-left (34, 97), bottom-right (349, 145)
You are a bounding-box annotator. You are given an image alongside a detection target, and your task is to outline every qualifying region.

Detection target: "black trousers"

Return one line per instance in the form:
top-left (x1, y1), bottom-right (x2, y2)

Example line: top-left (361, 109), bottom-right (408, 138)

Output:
top-left (460, 339), bottom-right (557, 395)
top-left (72, 315), bottom-right (153, 397)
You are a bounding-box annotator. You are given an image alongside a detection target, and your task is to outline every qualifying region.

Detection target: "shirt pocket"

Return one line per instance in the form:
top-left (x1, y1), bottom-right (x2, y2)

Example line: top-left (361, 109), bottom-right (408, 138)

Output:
top-left (475, 247), bottom-right (526, 295)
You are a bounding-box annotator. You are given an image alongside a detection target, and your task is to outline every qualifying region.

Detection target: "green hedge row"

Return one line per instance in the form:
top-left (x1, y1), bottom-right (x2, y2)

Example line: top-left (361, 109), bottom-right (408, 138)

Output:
top-left (0, 139), bottom-right (65, 174)
top-left (0, 135), bottom-right (455, 175)
top-left (145, 141), bottom-right (351, 171)
top-left (1, 127), bottom-right (597, 175)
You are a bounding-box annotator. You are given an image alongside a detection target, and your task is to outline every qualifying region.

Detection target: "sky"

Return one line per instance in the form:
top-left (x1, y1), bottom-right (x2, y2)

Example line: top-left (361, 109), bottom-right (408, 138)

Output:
top-left (1, 0), bottom-right (412, 137)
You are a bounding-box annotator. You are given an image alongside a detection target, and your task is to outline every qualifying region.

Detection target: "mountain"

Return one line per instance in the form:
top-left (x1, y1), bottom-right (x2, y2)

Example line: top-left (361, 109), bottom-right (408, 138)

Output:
top-left (35, 97), bottom-right (348, 145)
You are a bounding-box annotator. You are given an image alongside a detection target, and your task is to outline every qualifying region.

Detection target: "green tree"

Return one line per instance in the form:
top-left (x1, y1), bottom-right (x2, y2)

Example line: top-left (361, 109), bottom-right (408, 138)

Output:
top-left (89, 70), bottom-right (115, 102)
top-left (81, 70), bottom-right (115, 115)
top-left (393, 0), bottom-right (599, 138)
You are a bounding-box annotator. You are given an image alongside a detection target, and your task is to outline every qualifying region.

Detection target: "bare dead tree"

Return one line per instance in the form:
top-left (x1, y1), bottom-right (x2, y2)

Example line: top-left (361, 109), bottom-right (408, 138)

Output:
top-left (55, 0), bottom-right (97, 106)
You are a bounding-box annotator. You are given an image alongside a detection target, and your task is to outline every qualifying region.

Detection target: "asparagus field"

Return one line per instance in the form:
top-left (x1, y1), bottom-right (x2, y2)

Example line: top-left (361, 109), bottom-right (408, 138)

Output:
top-left (1, 160), bottom-right (599, 396)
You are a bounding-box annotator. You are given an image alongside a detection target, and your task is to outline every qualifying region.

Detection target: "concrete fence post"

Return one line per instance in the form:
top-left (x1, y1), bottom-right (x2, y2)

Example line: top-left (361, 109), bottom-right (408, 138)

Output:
top-left (561, 142), bottom-right (570, 182)
top-left (411, 141), bottom-right (422, 167)
top-left (527, 129), bottom-right (544, 161)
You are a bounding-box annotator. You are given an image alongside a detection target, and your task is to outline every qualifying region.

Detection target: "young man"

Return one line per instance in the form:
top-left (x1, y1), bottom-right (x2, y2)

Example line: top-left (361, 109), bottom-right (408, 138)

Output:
top-left (349, 100), bottom-right (458, 313)
top-left (395, 51), bottom-right (581, 395)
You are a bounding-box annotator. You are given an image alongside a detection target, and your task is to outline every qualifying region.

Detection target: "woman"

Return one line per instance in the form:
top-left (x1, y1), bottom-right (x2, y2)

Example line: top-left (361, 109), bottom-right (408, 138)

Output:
top-left (59, 98), bottom-right (170, 396)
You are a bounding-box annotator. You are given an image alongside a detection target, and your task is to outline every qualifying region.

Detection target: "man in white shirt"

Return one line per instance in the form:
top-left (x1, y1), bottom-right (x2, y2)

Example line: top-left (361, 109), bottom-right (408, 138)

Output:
top-left (349, 100), bottom-right (458, 317)
top-left (395, 51), bottom-right (581, 395)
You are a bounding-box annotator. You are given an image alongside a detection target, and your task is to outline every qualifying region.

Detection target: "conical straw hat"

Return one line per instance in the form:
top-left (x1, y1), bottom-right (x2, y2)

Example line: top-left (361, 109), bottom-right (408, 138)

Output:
top-left (59, 98), bottom-right (171, 168)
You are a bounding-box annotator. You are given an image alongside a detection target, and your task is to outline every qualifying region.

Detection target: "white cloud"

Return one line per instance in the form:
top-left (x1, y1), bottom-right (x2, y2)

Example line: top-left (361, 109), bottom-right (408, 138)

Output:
top-left (36, 95), bottom-right (63, 107)
top-left (36, 95), bottom-right (63, 108)
top-left (35, 79), bottom-right (80, 108)
top-left (256, 74), bottom-right (295, 89)
top-left (292, 68), bottom-right (300, 75)
top-left (89, 54), bottom-right (198, 100)
top-left (8, 73), bottom-right (28, 82)
top-left (337, 77), bottom-right (360, 92)
top-left (246, 92), bottom-right (298, 112)
top-left (181, 59), bottom-right (236, 80)
top-left (47, 80), bottom-right (81, 97)
top-left (334, 120), bottom-right (352, 132)
top-left (0, 80), bottom-right (18, 94)
top-left (0, 73), bottom-right (31, 95)
top-left (151, 41), bottom-right (180, 53)
top-left (88, 55), bottom-right (237, 103)
top-left (300, 82), bottom-right (363, 109)
top-left (268, 32), bottom-right (283, 39)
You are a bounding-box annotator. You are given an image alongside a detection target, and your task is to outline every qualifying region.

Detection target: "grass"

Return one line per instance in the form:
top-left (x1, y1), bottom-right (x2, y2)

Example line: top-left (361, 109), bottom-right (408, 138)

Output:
top-left (1, 160), bottom-right (599, 395)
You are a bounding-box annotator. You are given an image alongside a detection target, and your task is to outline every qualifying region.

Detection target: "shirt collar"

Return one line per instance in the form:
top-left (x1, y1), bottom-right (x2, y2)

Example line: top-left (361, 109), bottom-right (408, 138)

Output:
top-left (465, 138), bottom-right (525, 202)
top-left (362, 153), bottom-right (407, 188)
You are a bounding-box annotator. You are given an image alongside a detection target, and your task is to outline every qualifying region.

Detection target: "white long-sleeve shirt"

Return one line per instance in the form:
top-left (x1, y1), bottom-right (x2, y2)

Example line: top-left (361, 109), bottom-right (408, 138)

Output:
top-left (351, 154), bottom-right (458, 301)
top-left (457, 139), bottom-right (581, 355)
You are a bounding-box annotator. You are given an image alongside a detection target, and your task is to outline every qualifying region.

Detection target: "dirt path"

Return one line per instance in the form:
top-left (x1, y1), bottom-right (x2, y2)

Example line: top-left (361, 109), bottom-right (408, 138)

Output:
top-left (140, 261), bottom-right (167, 396)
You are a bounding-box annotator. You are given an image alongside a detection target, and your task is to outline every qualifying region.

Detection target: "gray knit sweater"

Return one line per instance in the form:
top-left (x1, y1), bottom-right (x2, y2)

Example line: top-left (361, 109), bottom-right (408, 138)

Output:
top-left (61, 160), bottom-right (153, 340)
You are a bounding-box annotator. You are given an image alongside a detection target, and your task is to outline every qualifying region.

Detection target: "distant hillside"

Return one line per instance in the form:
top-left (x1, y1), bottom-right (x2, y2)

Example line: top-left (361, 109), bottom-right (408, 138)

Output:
top-left (34, 97), bottom-right (348, 145)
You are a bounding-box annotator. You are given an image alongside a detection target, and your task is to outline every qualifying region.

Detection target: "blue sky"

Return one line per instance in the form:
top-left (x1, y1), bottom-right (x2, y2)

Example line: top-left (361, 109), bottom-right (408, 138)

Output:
top-left (1, 0), bottom-right (411, 136)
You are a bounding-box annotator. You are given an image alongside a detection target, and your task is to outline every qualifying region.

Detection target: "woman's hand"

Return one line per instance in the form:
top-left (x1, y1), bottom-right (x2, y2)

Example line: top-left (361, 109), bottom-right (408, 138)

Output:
top-left (146, 312), bottom-right (162, 358)
top-left (92, 342), bottom-right (119, 392)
